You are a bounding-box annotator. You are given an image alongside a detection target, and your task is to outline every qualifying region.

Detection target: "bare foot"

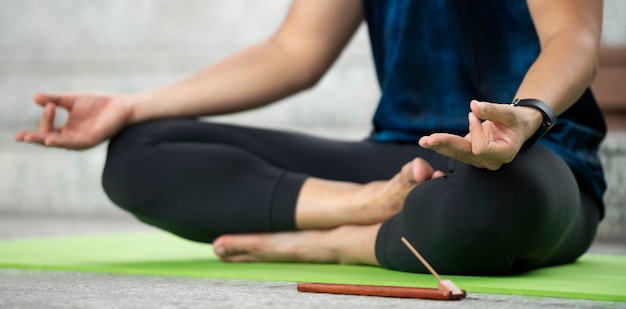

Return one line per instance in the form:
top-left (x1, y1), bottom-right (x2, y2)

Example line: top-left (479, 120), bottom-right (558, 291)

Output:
top-left (296, 158), bottom-right (444, 229)
top-left (353, 158), bottom-right (445, 224)
top-left (213, 224), bottom-right (381, 265)
top-left (213, 159), bottom-right (444, 265)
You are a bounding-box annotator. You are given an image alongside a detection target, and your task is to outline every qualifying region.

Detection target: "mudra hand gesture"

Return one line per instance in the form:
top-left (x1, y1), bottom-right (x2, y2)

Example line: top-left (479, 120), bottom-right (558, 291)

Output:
top-left (15, 93), bottom-right (132, 150)
top-left (419, 100), bottom-right (542, 170)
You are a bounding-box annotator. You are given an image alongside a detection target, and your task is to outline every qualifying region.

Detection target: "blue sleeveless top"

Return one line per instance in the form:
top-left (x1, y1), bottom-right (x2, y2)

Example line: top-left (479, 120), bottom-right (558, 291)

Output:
top-left (362, 0), bottom-right (607, 210)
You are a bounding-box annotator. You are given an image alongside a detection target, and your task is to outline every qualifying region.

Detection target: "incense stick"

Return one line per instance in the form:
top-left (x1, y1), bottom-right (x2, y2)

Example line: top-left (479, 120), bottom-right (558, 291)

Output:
top-left (296, 236), bottom-right (466, 300)
top-left (400, 237), bottom-right (442, 282)
top-left (401, 236), bottom-right (465, 297)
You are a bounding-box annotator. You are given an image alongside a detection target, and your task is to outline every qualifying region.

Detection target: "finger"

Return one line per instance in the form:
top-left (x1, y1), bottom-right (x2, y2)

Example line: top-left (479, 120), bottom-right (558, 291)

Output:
top-left (15, 131), bottom-right (28, 141)
top-left (21, 131), bottom-right (60, 147)
top-left (33, 92), bottom-right (76, 109)
top-left (468, 112), bottom-right (488, 155)
top-left (16, 130), bottom-right (85, 149)
top-left (421, 133), bottom-right (490, 167)
top-left (471, 100), bottom-right (516, 126)
top-left (418, 134), bottom-right (443, 148)
top-left (420, 133), bottom-right (469, 150)
top-left (421, 133), bottom-right (470, 158)
top-left (21, 131), bottom-right (50, 145)
top-left (42, 134), bottom-right (88, 149)
top-left (37, 103), bottom-right (56, 133)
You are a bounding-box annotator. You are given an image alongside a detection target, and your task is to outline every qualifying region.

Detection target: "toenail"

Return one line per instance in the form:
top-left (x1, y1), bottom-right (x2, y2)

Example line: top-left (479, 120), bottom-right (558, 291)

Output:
top-left (215, 246), bottom-right (225, 256)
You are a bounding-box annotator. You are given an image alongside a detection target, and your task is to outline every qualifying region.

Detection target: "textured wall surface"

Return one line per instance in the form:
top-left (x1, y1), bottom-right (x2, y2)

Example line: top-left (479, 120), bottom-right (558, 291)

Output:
top-left (602, 0), bottom-right (626, 46)
top-left (0, 0), bottom-right (624, 241)
top-left (0, 0), bottom-right (378, 217)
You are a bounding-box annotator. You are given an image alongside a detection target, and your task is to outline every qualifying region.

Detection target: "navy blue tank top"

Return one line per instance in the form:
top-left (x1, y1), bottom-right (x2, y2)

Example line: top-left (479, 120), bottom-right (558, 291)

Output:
top-left (362, 0), bottom-right (606, 210)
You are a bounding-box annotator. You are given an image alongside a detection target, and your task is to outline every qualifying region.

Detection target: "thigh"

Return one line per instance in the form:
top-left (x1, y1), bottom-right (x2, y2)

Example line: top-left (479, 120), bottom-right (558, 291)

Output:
top-left (115, 118), bottom-right (445, 182)
top-left (375, 145), bottom-right (596, 275)
top-left (103, 119), bottom-right (446, 241)
top-left (537, 190), bottom-right (600, 268)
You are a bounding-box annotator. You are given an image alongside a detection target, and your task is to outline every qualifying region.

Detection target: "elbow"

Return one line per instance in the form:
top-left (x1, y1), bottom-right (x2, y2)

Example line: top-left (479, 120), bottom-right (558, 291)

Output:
top-left (276, 62), bottom-right (324, 93)
top-left (580, 26), bottom-right (601, 80)
top-left (280, 57), bottom-right (327, 92)
top-left (297, 66), bottom-right (325, 90)
top-left (267, 36), bottom-right (331, 91)
top-left (582, 32), bottom-right (600, 87)
top-left (588, 58), bottom-right (599, 86)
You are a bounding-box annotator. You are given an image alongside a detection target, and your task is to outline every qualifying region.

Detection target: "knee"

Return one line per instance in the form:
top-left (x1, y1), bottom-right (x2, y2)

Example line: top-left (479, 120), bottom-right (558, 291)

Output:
top-left (101, 121), bottom-right (165, 214)
top-left (395, 163), bottom-right (580, 274)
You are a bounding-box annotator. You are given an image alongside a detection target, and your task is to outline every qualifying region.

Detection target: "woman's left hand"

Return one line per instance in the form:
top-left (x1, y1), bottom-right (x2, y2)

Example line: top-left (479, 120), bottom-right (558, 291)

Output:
top-left (418, 100), bottom-right (542, 170)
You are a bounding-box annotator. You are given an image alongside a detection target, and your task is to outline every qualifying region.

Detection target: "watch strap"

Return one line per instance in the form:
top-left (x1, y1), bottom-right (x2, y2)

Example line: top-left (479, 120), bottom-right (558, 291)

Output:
top-left (511, 98), bottom-right (557, 150)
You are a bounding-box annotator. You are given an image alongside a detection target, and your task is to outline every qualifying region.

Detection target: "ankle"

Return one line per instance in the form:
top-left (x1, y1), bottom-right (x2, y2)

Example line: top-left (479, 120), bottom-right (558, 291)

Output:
top-left (332, 225), bottom-right (380, 265)
top-left (296, 178), bottom-right (368, 229)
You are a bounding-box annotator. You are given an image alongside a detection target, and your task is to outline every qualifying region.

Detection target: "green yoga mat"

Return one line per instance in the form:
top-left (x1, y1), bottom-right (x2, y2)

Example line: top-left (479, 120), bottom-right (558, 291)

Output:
top-left (0, 232), bottom-right (624, 302)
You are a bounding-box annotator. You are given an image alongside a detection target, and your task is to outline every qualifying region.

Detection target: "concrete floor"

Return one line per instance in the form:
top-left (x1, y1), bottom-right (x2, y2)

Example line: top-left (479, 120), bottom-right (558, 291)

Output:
top-left (1, 1), bottom-right (624, 307)
top-left (0, 215), bottom-right (625, 309)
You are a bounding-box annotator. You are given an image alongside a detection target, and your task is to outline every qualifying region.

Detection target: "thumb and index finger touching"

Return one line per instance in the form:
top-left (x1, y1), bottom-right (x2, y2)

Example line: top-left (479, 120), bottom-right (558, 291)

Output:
top-left (32, 92), bottom-right (77, 109)
top-left (15, 101), bottom-right (58, 145)
top-left (14, 93), bottom-right (74, 144)
top-left (470, 100), bottom-right (517, 126)
top-left (37, 103), bottom-right (56, 133)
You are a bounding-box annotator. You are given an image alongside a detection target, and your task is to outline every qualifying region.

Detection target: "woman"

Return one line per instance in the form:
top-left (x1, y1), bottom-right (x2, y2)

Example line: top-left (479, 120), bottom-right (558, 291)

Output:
top-left (15, 0), bottom-right (606, 275)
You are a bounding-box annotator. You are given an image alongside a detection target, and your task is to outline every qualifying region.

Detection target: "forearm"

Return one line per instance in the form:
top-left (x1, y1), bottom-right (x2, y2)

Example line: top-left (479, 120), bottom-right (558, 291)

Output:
top-left (125, 38), bottom-right (319, 124)
top-left (512, 29), bottom-right (600, 143)
top-left (513, 0), bottom-right (603, 141)
top-left (515, 29), bottom-right (599, 115)
top-left (121, 0), bottom-right (364, 125)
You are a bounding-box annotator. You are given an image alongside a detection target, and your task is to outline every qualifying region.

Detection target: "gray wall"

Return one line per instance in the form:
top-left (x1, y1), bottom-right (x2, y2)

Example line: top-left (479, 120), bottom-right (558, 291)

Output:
top-left (0, 0), bottom-right (377, 218)
top-left (0, 0), bottom-right (378, 132)
top-left (602, 0), bottom-right (626, 46)
top-left (1, 1), bottom-right (624, 240)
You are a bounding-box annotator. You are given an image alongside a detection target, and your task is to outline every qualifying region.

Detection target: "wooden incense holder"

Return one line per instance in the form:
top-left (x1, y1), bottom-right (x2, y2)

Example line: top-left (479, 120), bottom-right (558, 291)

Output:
top-left (296, 237), bottom-right (466, 301)
top-left (297, 282), bottom-right (465, 300)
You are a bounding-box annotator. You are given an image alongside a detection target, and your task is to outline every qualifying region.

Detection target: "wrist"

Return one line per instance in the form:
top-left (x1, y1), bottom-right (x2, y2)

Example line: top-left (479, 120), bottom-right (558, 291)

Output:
top-left (511, 98), bottom-right (557, 150)
top-left (519, 106), bottom-right (544, 140)
top-left (120, 92), bottom-right (150, 125)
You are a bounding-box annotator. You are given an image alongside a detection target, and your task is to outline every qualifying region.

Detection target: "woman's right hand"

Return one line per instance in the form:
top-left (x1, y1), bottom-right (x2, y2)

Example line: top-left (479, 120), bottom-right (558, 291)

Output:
top-left (15, 93), bottom-right (134, 150)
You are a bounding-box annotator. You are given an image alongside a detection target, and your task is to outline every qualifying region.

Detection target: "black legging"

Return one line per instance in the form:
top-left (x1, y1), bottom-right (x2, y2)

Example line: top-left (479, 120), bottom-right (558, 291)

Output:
top-left (102, 118), bottom-right (600, 275)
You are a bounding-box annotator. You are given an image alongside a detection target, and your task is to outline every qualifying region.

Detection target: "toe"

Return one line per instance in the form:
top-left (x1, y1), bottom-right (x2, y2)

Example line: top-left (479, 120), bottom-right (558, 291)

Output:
top-left (213, 234), bottom-right (267, 261)
top-left (410, 158), bottom-right (435, 183)
top-left (222, 254), bottom-right (261, 263)
top-left (432, 170), bottom-right (446, 179)
top-left (213, 235), bottom-right (245, 258)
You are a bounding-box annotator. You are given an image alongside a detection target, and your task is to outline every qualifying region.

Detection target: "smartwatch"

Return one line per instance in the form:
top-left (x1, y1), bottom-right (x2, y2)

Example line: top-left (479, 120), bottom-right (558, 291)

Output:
top-left (511, 98), bottom-right (557, 150)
